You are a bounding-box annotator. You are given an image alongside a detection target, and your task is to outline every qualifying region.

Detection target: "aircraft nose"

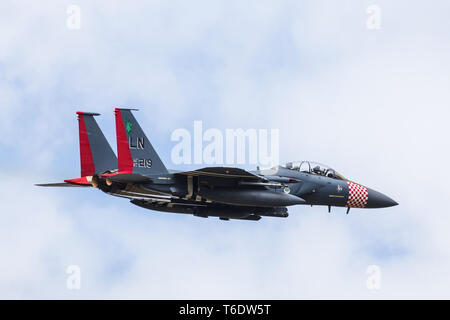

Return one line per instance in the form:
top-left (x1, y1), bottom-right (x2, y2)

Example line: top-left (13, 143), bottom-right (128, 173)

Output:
top-left (365, 187), bottom-right (398, 208)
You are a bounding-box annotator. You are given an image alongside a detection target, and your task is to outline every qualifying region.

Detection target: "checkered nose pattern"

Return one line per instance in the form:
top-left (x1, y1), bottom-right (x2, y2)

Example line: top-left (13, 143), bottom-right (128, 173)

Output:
top-left (346, 182), bottom-right (368, 208)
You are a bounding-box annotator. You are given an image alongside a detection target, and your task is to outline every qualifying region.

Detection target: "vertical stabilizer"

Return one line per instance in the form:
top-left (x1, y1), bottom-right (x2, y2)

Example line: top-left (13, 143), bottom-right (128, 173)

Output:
top-left (114, 108), bottom-right (168, 175)
top-left (77, 112), bottom-right (117, 176)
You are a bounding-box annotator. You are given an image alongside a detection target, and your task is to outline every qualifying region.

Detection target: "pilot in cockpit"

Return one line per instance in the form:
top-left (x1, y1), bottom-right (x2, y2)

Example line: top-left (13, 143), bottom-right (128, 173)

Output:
top-left (312, 165), bottom-right (335, 179)
top-left (312, 165), bottom-right (323, 175)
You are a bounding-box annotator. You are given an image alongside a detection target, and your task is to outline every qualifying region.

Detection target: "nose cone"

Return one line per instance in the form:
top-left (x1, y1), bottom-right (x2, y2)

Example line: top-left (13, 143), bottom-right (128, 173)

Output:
top-left (366, 188), bottom-right (398, 208)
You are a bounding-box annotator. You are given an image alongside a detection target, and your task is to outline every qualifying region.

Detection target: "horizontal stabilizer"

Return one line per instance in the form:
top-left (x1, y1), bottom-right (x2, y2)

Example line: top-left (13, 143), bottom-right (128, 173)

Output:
top-left (35, 182), bottom-right (90, 188)
top-left (36, 176), bottom-right (93, 187)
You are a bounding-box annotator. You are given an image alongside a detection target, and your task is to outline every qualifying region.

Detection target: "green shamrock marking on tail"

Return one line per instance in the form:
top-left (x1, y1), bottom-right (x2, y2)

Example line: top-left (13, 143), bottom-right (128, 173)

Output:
top-left (125, 119), bottom-right (132, 135)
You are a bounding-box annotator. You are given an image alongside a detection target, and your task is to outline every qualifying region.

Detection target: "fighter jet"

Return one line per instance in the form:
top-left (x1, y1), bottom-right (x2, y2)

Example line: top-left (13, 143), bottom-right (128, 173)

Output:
top-left (37, 109), bottom-right (398, 221)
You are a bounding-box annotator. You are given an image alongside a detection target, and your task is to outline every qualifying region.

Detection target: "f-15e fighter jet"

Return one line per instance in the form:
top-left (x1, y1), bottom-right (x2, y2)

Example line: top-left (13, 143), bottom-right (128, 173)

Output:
top-left (37, 109), bottom-right (398, 221)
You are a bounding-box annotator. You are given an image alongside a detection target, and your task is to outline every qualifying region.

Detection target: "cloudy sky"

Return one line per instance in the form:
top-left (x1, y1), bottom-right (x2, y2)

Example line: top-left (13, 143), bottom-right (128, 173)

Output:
top-left (1, 0), bottom-right (450, 299)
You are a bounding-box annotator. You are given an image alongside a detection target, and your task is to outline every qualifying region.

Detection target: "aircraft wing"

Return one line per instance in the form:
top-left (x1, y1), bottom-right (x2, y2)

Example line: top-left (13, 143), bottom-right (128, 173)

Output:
top-left (175, 167), bottom-right (265, 181)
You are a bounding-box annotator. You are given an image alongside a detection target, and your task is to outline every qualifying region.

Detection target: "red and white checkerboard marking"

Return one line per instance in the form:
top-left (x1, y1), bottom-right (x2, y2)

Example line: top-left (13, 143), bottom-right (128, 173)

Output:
top-left (346, 182), bottom-right (368, 208)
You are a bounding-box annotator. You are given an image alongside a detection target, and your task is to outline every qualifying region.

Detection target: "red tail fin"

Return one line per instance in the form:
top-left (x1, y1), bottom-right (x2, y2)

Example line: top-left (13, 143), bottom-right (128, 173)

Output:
top-left (77, 111), bottom-right (95, 177)
top-left (114, 108), bottom-right (133, 173)
top-left (36, 111), bottom-right (115, 188)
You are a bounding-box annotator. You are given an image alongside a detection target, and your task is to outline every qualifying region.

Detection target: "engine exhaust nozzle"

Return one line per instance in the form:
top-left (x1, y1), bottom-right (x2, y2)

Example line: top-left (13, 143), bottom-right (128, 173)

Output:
top-left (91, 175), bottom-right (99, 188)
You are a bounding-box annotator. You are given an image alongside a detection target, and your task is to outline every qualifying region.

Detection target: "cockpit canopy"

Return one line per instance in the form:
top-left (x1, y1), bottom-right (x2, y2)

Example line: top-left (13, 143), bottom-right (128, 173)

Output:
top-left (283, 161), bottom-right (346, 180)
